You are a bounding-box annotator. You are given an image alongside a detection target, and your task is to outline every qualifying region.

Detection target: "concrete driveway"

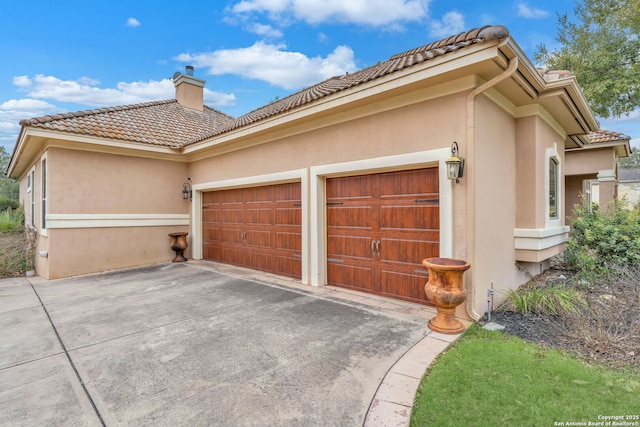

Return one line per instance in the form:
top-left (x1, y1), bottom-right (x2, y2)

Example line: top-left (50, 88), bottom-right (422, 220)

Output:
top-left (0, 261), bottom-right (456, 426)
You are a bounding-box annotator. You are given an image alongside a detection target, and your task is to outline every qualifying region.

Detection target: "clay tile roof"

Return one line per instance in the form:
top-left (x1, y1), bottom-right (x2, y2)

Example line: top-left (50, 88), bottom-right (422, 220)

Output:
top-left (19, 25), bottom-right (509, 149)
top-left (210, 25), bottom-right (510, 140)
top-left (20, 99), bottom-right (234, 148)
top-left (586, 129), bottom-right (631, 144)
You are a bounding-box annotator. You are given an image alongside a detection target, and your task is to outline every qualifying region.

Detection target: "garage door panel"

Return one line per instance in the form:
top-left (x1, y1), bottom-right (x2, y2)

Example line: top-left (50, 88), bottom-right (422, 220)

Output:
top-left (275, 231), bottom-right (301, 251)
top-left (246, 230), bottom-right (272, 248)
top-left (245, 251), bottom-right (271, 272)
top-left (245, 208), bottom-right (272, 225)
top-left (379, 269), bottom-right (428, 303)
top-left (327, 206), bottom-right (374, 229)
top-left (327, 175), bottom-right (374, 200)
top-left (327, 262), bottom-right (374, 290)
top-left (245, 186), bottom-right (272, 203)
top-left (379, 169), bottom-right (439, 197)
top-left (327, 235), bottom-right (374, 260)
top-left (274, 254), bottom-right (302, 278)
top-left (276, 207), bottom-right (301, 226)
top-left (222, 208), bottom-right (244, 224)
top-left (380, 238), bottom-right (438, 265)
top-left (220, 228), bottom-right (243, 244)
top-left (379, 205), bottom-right (439, 230)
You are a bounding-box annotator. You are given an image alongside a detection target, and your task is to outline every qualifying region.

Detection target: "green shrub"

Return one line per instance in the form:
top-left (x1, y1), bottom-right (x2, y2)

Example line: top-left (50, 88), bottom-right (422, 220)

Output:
top-left (0, 231), bottom-right (29, 277)
top-left (0, 209), bottom-right (24, 233)
top-left (0, 197), bottom-right (19, 212)
top-left (567, 198), bottom-right (640, 277)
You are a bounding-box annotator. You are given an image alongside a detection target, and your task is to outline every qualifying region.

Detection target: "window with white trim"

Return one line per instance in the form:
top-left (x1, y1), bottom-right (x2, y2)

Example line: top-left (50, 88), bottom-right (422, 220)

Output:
top-left (545, 143), bottom-right (562, 227)
top-left (28, 168), bottom-right (35, 226)
top-left (41, 156), bottom-right (47, 231)
top-left (548, 157), bottom-right (559, 219)
top-left (584, 180), bottom-right (592, 213)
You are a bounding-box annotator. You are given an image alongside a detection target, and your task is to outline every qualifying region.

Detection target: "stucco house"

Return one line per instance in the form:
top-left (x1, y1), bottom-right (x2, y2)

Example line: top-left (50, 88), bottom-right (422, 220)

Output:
top-left (565, 129), bottom-right (632, 217)
top-left (7, 25), bottom-right (630, 320)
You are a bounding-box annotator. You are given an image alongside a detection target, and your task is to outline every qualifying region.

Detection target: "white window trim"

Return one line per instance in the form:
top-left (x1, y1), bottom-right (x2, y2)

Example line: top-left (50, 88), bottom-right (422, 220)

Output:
top-left (40, 152), bottom-right (48, 237)
top-left (27, 166), bottom-right (35, 227)
top-left (26, 167), bottom-right (33, 193)
top-left (545, 143), bottom-right (562, 228)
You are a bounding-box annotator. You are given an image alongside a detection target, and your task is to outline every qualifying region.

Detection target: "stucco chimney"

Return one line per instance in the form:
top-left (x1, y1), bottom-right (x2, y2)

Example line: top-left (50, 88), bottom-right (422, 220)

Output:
top-left (173, 66), bottom-right (205, 111)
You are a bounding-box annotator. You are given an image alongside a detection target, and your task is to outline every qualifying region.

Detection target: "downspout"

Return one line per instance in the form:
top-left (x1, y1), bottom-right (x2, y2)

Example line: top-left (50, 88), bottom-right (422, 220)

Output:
top-left (465, 54), bottom-right (519, 320)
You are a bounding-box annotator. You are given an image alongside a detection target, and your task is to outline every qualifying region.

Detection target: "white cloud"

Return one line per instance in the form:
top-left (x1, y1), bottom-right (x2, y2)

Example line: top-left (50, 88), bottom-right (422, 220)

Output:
top-left (230, 0), bottom-right (427, 27)
top-left (428, 11), bottom-right (465, 38)
top-left (126, 17), bottom-right (141, 27)
top-left (516, 3), bottom-right (549, 19)
top-left (175, 41), bottom-right (357, 90)
top-left (13, 76), bottom-right (32, 88)
top-left (0, 98), bottom-right (59, 149)
top-left (13, 74), bottom-right (235, 108)
top-left (247, 23), bottom-right (283, 38)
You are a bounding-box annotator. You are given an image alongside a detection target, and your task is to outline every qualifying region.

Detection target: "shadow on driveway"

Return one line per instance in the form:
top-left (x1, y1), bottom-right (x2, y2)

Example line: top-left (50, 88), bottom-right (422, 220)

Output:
top-left (0, 262), bottom-right (433, 426)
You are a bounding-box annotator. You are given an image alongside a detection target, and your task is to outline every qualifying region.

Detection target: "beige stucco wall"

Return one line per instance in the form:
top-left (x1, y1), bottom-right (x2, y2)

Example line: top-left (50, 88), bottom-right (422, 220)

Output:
top-left (565, 149), bottom-right (615, 176)
top-left (46, 226), bottom-right (186, 279)
top-left (190, 93), bottom-right (467, 182)
top-left (470, 95), bottom-right (528, 316)
top-left (25, 147), bottom-right (190, 279)
top-left (47, 148), bottom-right (188, 214)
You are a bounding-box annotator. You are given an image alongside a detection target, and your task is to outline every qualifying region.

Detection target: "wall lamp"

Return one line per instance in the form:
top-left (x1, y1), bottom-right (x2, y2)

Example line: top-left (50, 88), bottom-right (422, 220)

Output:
top-left (446, 141), bottom-right (465, 183)
top-left (182, 178), bottom-right (192, 200)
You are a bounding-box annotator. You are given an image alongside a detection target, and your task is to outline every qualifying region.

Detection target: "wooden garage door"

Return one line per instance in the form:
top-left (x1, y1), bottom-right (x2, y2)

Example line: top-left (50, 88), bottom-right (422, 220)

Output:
top-left (202, 183), bottom-right (302, 279)
top-left (326, 168), bottom-right (439, 304)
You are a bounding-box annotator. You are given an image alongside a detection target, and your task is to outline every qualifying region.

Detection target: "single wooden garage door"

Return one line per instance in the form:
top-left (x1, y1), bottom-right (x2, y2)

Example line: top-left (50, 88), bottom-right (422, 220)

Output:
top-left (202, 182), bottom-right (302, 279)
top-left (326, 168), bottom-right (439, 304)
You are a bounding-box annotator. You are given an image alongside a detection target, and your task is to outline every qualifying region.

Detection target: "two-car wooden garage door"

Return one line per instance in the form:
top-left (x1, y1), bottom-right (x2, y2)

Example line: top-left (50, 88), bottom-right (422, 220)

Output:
top-left (202, 183), bottom-right (302, 279)
top-left (202, 168), bottom-right (440, 304)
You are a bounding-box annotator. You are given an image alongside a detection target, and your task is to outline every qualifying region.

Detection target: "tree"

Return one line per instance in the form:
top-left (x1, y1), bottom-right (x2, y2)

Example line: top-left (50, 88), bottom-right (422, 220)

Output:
top-left (619, 147), bottom-right (640, 169)
top-left (535, 0), bottom-right (640, 118)
top-left (0, 147), bottom-right (19, 201)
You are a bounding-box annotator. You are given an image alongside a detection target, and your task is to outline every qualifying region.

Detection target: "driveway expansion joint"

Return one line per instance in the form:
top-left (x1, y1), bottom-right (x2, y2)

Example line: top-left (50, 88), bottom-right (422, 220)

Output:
top-left (28, 282), bottom-right (106, 427)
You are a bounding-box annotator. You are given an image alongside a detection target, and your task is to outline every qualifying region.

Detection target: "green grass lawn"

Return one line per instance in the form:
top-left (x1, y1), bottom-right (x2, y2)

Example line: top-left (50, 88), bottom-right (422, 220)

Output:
top-left (411, 324), bottom-right (640, 427)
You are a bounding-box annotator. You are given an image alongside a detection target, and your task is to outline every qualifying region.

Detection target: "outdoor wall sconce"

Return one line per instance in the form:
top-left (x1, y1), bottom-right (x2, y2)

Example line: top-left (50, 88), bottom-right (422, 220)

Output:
top-left (446, 141), bottom-right (465, 183)
top-left (182, 178), bottom-right (192, 200)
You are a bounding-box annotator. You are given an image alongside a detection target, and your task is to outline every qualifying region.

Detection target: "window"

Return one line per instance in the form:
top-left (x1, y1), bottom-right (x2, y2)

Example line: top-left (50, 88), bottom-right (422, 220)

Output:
top-left (41, 157), bottom-right (47, 230)
top-left (548, 157), bottom-right (559, 219)
top-left (584, 180), bottom-right (592, 213)
top-left (30, 169), bottom-right (35, 226)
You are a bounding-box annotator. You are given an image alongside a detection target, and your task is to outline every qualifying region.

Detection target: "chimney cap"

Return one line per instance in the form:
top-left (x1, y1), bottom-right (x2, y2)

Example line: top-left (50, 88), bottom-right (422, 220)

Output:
top-left (185, 65), bottom-right (194, 76)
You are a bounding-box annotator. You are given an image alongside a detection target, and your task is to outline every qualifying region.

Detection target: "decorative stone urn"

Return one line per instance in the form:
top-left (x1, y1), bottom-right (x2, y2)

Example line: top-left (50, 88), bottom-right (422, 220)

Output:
top-left (423, 257), bottom-right (471, 334)
top-left (168, 232), bottom-right (189, 262)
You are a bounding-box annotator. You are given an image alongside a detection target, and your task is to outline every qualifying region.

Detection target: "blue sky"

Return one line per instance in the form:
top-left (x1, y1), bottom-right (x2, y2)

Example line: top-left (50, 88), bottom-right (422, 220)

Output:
top-left (1, 0), bottom-right (637, 155)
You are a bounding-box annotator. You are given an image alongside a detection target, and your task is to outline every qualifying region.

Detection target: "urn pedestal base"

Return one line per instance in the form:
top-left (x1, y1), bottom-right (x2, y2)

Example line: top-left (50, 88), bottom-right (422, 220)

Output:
top-left (168, 232), bottom-right (189, 262)
top-left (423, 257), bottom-right (471, 335)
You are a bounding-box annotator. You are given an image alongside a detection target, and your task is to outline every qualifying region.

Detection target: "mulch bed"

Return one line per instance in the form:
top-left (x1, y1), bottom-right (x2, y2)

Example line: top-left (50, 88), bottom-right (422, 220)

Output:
top-left (482, 266), bottom-right (640, 370)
